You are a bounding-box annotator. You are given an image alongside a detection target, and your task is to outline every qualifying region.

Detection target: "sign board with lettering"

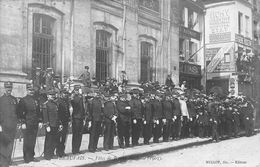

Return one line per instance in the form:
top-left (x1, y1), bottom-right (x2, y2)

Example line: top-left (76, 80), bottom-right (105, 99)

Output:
top-left (235, 34), bottom-right (252, 47)
top-left (180, 62), bottom-right (201, 76)
top-left (179, 26), bottom-right (201, 41)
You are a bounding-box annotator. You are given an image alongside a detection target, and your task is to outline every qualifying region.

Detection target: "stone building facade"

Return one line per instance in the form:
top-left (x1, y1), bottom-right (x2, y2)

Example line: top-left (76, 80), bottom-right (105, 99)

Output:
top-left (0, 0), bottom-right (179, 97)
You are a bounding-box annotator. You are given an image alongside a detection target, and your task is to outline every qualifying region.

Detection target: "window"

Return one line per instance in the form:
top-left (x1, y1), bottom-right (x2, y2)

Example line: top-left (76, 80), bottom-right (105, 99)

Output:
top-left (238, 12), bottom-right (243, 34)
top-left (96, 30), bottom-right (112, 82)
top-left (224, 53), bottom-right (231, 63)
top-left (245, 15), bottom-right (249, 37)
top-left (32, 14), bottom-right (54, 72)
top-left (188, 10), bottom-right (194, 29)
top-left (189, 41), bottom-right (198, 62)
top-left (140, 42), bottom-right (153, 82)
top-left (139, 0), bottom-right (159, 12)
top-left (179, 38), bottom-right (185, 61)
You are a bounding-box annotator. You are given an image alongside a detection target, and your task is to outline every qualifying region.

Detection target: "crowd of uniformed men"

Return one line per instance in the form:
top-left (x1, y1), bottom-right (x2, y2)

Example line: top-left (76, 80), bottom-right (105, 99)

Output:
top-left (0, 67), bottom-right (256, 167)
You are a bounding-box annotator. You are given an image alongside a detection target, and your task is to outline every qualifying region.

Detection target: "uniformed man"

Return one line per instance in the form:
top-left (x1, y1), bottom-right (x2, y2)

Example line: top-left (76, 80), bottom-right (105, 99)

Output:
top-left (42, 90), bottom-right (62, 160)
top-left (0, 82), bottom-right (18, 167)
top-left (103, 94), bottom-right (118, 151)
top-left (224, 98), bottom-right (234, 138)
top-left (79, 66), bottom-right (91, 89)
top-left (208, 97), bottom-right (219, 142)
top-left (33, 67), bottom-right (42, 93)
top-left (17, 83), bottom-right (42, 163)
top-left (241, 99), bottom-right (254, 137)
top-left (187, 98), bottom-right (197, 137)
top-left (151, 92), bottom-right (163, 143)
top-left (142, 94), bottom-right (153, 144)
top-left (162, 93), bottom-right (173, 142)
top-left (87, 92), bottom-right (103, 152)
top-left (171, 95), bottom-right (182, 140)
top-left (70, 85), bottom-right (85, 154)
top-left (116, 94), bottom-right (131, 148)
top-left (56, 89), bottom-right (70, 157)
top-left (179, 95), bottom-right (190, 138)
top-left (44, 68), bottom-right (54, 91)
top-left (129, 89), bottom-right (143, 146)
top-left (232, 100), bottom-right (240, 137)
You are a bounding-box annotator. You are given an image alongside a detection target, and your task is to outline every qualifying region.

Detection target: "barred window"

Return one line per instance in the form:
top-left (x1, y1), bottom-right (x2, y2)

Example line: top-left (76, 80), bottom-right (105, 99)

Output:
top-left (32, 14), bottom-right (55, 72)
top-left (140, 41), bottom-right (153, 83)
top-left (96, 30), bottom-right (112, 82)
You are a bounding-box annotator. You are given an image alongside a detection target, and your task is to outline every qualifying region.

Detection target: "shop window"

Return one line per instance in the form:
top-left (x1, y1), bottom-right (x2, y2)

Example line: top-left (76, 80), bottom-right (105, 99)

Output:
top-left (224, 53), bottom-right (231, 63)
top-left (96, 30), bottom-right (112, 82)
top-left (140, 41), bottom-right (153, 82)
top-left (32, 14), bottom-right (54, 72)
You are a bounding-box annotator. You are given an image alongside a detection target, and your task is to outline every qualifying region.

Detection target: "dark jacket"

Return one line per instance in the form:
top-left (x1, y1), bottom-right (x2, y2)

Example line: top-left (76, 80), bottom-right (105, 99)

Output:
top-left (57, 98), bottom-right (70, 124)
top-left (42, 100), bottom-right (61, 127)
top-left (116, 100), bottom-right (131, 122)
top-left (187, 100), bottom-right (196, 118)
top-left (71, 94), bottom-right (85, 119)
top-left (143, 100), bottom-right (153, 122)
top-left (17, 95), bottom-right (42, 126)
top-left (172, 98), bottom-right (181, 116)
top-left (129, 98), bottom-right (143, 119)
top-left (89, 97), bottom-right (103, 122)
top-left (162, 100), bottom-right (173, 119)
top-left (151, 99), bottom-right (163, 120)
top-left (103, 101), bottom-right (118, 122)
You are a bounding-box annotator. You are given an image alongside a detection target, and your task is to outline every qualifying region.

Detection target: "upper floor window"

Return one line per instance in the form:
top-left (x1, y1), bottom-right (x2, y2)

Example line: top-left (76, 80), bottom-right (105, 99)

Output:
top-left (139, 0), bottom-right (159, 12)
top-left (238, 12), bottom-right (243, 35)
top-left (245, 15), bottom-right (250, 37)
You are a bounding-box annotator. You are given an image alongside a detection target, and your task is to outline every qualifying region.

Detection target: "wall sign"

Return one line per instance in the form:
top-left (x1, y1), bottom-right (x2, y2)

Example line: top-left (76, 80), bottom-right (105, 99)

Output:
top-left (179, 26), bottom-right (201, 41)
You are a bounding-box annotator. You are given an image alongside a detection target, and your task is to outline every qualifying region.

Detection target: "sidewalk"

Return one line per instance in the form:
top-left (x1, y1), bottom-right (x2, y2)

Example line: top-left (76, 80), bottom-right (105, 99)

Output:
top-left (10, 134), bottom-right (212, 167)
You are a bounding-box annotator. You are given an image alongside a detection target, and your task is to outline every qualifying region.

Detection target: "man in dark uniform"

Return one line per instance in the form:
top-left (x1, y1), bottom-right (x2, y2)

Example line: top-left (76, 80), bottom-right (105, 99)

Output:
top-left (103, 94), bottom-right (118, 150)
top-left (56, 89), bottom-right (70, 157)
top-left (129, 90), bottom-right (143, 146)
top-left (232, 100), bottom-right (240, 137)
top-left (162, 93), bottom-right (173, 142)
top-left (116, 94), bottom-right (131, 148)
top-left (0, 82), bottom-right (18, 167)
top-left (187, 98), bottom-right (197, 137)
top-left (87, 92), bottom-right (103, 152)
top-left (142, 94), bottom-right (153, 144)
top-left (151, 93), bottom-right (163, 143)
top-left (17, 83), bottom-right (42, 163)
top-left (70, 85), bottom-right (85, 154)
top-left (44, 68), bottom-right (54, 91)
top-left (208, 97), bottom-right (219, 142)
top-left (172, 95), bottom-right (182, 140)
top-left (42, 90), bottom-right (62, 160)
top-left (241, 99), bottom-right (254, 137)
top-left (224, 98), bottom-right (234, 138)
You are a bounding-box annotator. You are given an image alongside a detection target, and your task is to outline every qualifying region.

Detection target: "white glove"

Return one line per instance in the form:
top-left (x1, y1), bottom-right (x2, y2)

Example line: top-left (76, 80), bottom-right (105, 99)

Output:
top-left (172, 118), bottom-right (175, 122)
top-left (125, 106), bottom-right (131, 110)
top-left (209, 118), bottom-right (212, 122)
top-left (58, 125), bottom-right (63, 131)
top-left (143, 120), bottom-right (147, 125)
top-left (88, 121), bottom-right (92, 128)
top-left (156, 120), bottom-right (159, 125)
top-left (133, 119), bottom-right (137, 124)
top-left (190, 118), bottom-right (193, 121)
top-left (39, 122), bottom-right (43, 129)
top-left (162, 119), bottom-right (166, 124)
top-left (246, 117), bottom-right (249, 120)
top-left (174, 116), bottom-right (177, 120)
top-left (46, 126), bottom-right (51, 132)
top-left (112, 115), bottom-right (117, 123)
top-left (21, 123), bottom-right (26, 130)
top-left (0, 125), bottom-right (2, 132)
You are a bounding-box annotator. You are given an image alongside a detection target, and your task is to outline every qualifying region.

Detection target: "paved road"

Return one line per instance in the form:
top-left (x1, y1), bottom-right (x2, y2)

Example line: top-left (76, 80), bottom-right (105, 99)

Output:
top-left (109, 134), bottom-right (260, 167)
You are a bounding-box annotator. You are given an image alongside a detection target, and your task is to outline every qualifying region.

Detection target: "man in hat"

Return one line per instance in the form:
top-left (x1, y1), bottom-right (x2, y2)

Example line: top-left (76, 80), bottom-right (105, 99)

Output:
top-left (129, 89), bottom-right (143, 146)
top-left (42, 90), bottom-right (62, 160)
top-left (56, 88), bottom-right (70, 157)
top-left (17, 83), bottom-right (42, 163)
top-left (187, 98), bottom-right (197, 137)
top-left (116, 94), bottom-right (131, 148)
top-left (172, 95), bottom-right (182, 140)
top-left (33, 67), bottom-right (42, 91)
top-left (87, 91), bottom-right (103, 152)
top-left (165, 74), bottom-right (174, 90)
top-left (161, 93), bottom-right (173, 142)
top-left (103, 93), bottom-right (118, 150)
top-left (71, 85), bottom-right (85, 154)
top-left (44, 68), bottom-right (54, 91)
top-left (151, 92), bottom-right (163, 143)
top-left (179, 95), bottom-right (190, 138)
top-left (208, 96), bottom-right (219, 142)
top-left (79, 66), bottom-right (91, 88)
top-left (142, 93), bottom-right (153, 144)
top-left (120, 71), bottom-right (128, 87)
top-left (0, 82), bottom-right (18, 167)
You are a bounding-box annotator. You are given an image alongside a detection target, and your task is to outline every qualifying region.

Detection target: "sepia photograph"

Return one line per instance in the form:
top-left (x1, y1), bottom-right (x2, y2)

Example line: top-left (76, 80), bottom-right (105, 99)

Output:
top-left (0, 0), bottom-right (260, 167)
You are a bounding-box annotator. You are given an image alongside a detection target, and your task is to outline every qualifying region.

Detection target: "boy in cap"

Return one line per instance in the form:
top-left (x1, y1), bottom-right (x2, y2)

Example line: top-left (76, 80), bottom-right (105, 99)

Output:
top-left (17, 83), bottom-right (42, 163)
top-left (0, 82), bottom-right (18, 166)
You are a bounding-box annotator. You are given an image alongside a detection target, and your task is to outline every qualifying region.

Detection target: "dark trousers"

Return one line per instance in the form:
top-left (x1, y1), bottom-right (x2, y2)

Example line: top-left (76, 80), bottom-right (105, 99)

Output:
top-left (23, 125), bottom-right (38, 162)
top-left (188, 117), bottom-right (196, 137)
top-left (88, 121), bottom-right (102, 151)
top-left (72, 119), bottom-right (83, 154)
top-left (244, 118), bottom-right (253, 136)
top-left (117, 120), bottom-right (130, 147)
top-left (131, 119), bottom-right (142, 145)
top-left (211, 121), bottom-right (219, 141)
top-left (143, 122), bottom-right (152, 144)
top-left (103, 121), bottom-right (115, 150)
top-left (0, 138), bottom-right (15, 167)
top-left (233, 118), bottom-right (240, 137)
top-left (226, 119), bottom-right (233, 137)
top-left (56, 123), bottom-right (68, 156)
top-left (181, 116), bottom-right (189, 138)
top-left (44, 127), bottom-right (58, 160)
top-left (162, 119), bottom-right (172, 142)
top-left (153, 119), bottom-right (162, 143)
top-left (198, 123), bottom-right (204, 138)
top-left (172, 117), bottom-right (181, 140)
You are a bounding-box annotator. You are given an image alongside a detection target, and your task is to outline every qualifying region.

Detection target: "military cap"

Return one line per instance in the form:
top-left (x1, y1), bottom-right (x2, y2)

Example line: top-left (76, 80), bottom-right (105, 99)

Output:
top-left (35, 67), bottom-right (41, 71)
top-left (85, 66), bottom-right (89, 69)
top-left (4, 81), bottom-right (13, 88)
top-left (26, 83), bottom-right (34, 90)
top-left (131, 89), bottom-right (140, 94)
top-left (46, 67), bottom-right (53, 72)
top-left (74, 84), bottom-right (81, 90)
